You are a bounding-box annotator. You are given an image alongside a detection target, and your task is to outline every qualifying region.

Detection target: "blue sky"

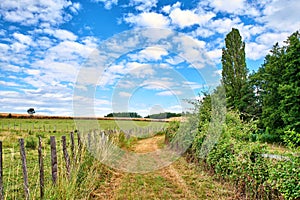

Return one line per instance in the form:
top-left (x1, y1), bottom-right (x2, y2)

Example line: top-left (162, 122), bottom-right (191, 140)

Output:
top-left (0, 0), bottom-right (299, 117)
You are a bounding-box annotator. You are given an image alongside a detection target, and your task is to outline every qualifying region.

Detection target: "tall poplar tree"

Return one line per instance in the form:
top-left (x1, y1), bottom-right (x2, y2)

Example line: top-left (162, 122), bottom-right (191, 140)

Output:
top-left (221, 28), bottom-right (248, 111)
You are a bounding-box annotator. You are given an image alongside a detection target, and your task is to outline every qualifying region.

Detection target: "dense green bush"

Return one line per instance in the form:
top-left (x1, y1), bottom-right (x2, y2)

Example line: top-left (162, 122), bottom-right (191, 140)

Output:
top-left (205, 138), bottom-right (274, 198)
top-left (188, 109), bottom-right (300, 199)
top-left (282, 129), bottom-right (300, 148)
top-left (164, 97), bottom-right (299, 199)
top-left (268, 157), bottom-right (300, 200)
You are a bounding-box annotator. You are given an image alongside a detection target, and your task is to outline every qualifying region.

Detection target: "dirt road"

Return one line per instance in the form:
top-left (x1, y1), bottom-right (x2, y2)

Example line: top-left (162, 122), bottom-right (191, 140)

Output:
top-left (91, 135), bottom-right (234, 199)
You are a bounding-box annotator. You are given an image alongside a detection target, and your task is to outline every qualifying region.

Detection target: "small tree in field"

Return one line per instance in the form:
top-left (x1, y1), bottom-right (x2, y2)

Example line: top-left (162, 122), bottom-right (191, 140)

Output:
top-left (27, 108), bottom-right (35, 115)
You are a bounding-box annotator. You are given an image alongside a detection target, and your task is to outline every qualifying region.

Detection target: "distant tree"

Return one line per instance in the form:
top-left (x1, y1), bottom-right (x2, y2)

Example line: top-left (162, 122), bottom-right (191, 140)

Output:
top-left (221, 28), bottom-right (248, 112)
top-left (27, 108), bottom-right (35, 115)
top-left (105, 113), bottom-right (114, 117)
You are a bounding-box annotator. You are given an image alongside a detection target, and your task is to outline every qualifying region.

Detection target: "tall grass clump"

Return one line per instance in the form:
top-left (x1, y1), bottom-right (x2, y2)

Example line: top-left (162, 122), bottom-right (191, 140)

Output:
top-left (43, 135), bottom-right (113, 199)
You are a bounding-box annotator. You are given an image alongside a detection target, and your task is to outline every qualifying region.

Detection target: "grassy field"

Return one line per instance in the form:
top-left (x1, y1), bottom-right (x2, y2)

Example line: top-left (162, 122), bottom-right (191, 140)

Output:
top-left (0, 118), bottom-right (167, 199)
top-left (0, 118), bottom-right (167, 145)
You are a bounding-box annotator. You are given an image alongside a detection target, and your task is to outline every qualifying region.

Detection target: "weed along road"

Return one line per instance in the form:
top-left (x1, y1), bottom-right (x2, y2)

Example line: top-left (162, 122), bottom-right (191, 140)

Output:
top-left (91, 135), bottom-right (234, 200)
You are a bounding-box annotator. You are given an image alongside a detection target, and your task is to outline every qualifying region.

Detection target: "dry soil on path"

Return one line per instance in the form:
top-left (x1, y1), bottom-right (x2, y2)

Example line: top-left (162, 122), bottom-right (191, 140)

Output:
top-left (91, 135), bottom-right (234, 200)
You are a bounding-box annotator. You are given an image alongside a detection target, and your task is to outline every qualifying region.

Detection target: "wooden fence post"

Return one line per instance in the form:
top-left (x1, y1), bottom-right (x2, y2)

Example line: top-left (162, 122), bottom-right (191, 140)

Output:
top-left (76, 132), bottom-right (82, 162)
top-left (77, 131), bottom-right (82, 153)
top-left (88, 133), bottom-right (91, 149)
top-left (93, 131), bottom-right (98, 149)
top-left (50, 136), bottom-right (58, 185)
top-left (61, 136), bottom-right (70, 178)
top-left (38, 137), bottom-right (44, 199)
top-left (0, 141), bottom-right (3, 200)
top-left (70, 132), bottom-right (75, 161)
top-left (19, 138), bottom-right (30, 200)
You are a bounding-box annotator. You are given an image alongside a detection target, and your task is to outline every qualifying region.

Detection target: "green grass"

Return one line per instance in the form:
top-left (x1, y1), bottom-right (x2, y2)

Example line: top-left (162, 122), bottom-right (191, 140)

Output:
top-left (0, 118), bottom-right (167, 147)
top-left (0, 118), bottom-right (166, 130)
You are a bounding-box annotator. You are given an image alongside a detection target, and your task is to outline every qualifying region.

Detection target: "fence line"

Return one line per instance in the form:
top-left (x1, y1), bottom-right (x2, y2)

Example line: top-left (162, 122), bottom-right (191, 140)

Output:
top-left (0, 122), bottom-right (76, 134)
top-left (38, 137), bottom-right (44, 199)
top-left (19, 138), bottom-right (30, 200)
top-left (0, 141), bottom-right (3, 200)
top-left (62, 136), bottom-right (70, 178)
top-left (50, 136), bottom-right (58, 185)
top-left (0, 127), bottom-right (165, 198)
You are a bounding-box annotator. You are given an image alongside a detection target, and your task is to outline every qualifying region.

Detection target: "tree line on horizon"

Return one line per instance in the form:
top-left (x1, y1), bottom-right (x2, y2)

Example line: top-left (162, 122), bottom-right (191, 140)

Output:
top-left (104, 112), bottom-right (182, 119)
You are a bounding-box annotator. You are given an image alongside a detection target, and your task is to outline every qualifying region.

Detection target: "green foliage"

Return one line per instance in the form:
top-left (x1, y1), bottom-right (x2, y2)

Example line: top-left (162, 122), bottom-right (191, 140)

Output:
top-left (186, 28), bottom-right (300, 199)
top-left (35, 132), bottom-right (46, 138)
top-left (25, 136), bottom-right (37, 149)
top-left (258, 133), bottom-right (282, 144)
top-left (224, 111), bottom-right (257, 141)
top-left (268, 157), bottom-right (300, 200)
top-left (164, 121), bottom-right (180, 144)
top-left (188, 106), bottom-right (300, 199)
top-left (116, 131), bottom-right (138, 149)
top-left (251, 31), bottom-right (300, 146)
top-left (104, 112), bottom-right (142, 118)
top-left (221, 28), bottom-right (248, 111)
top-left (144, 112), bottom-right (181, 119)
top-left (282, 129), bottom-right (300, 148)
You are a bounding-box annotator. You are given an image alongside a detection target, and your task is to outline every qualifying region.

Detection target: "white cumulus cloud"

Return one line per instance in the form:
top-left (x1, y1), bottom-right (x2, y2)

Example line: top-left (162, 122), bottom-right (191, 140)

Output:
top-left (0, 0), bottom-right (77, 26)
top-left (124, 12), bottom-right (170, 28)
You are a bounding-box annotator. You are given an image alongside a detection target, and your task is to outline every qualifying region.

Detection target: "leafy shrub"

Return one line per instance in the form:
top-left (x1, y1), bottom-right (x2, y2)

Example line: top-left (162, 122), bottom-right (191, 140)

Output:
top-left (282, 129), bottom-right (300, 148)
top-left (258, 133), bottom-right (282, 143)
top-left (256, 127), bottom-right (282, 143)
top-left (164, 121), bottom-right (179, 144)
top-left (185, 109), bottom-right (299, 199)
top-left (225, 111), bottom-right (258, 141)
top-left (268, 157), bottom-right (300, 200)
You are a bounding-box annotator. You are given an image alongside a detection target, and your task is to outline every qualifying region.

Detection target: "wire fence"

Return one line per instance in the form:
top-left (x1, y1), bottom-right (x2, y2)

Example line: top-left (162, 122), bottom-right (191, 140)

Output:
top-left (0, 131), bottom-right (81, 200)
top-left (0, 126), bottom-right (163, 199)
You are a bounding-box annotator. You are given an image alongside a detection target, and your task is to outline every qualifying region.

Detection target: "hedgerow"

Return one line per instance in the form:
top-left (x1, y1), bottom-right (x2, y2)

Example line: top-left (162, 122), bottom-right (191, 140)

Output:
top-left (166, 110), bottom-right (300, 199)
